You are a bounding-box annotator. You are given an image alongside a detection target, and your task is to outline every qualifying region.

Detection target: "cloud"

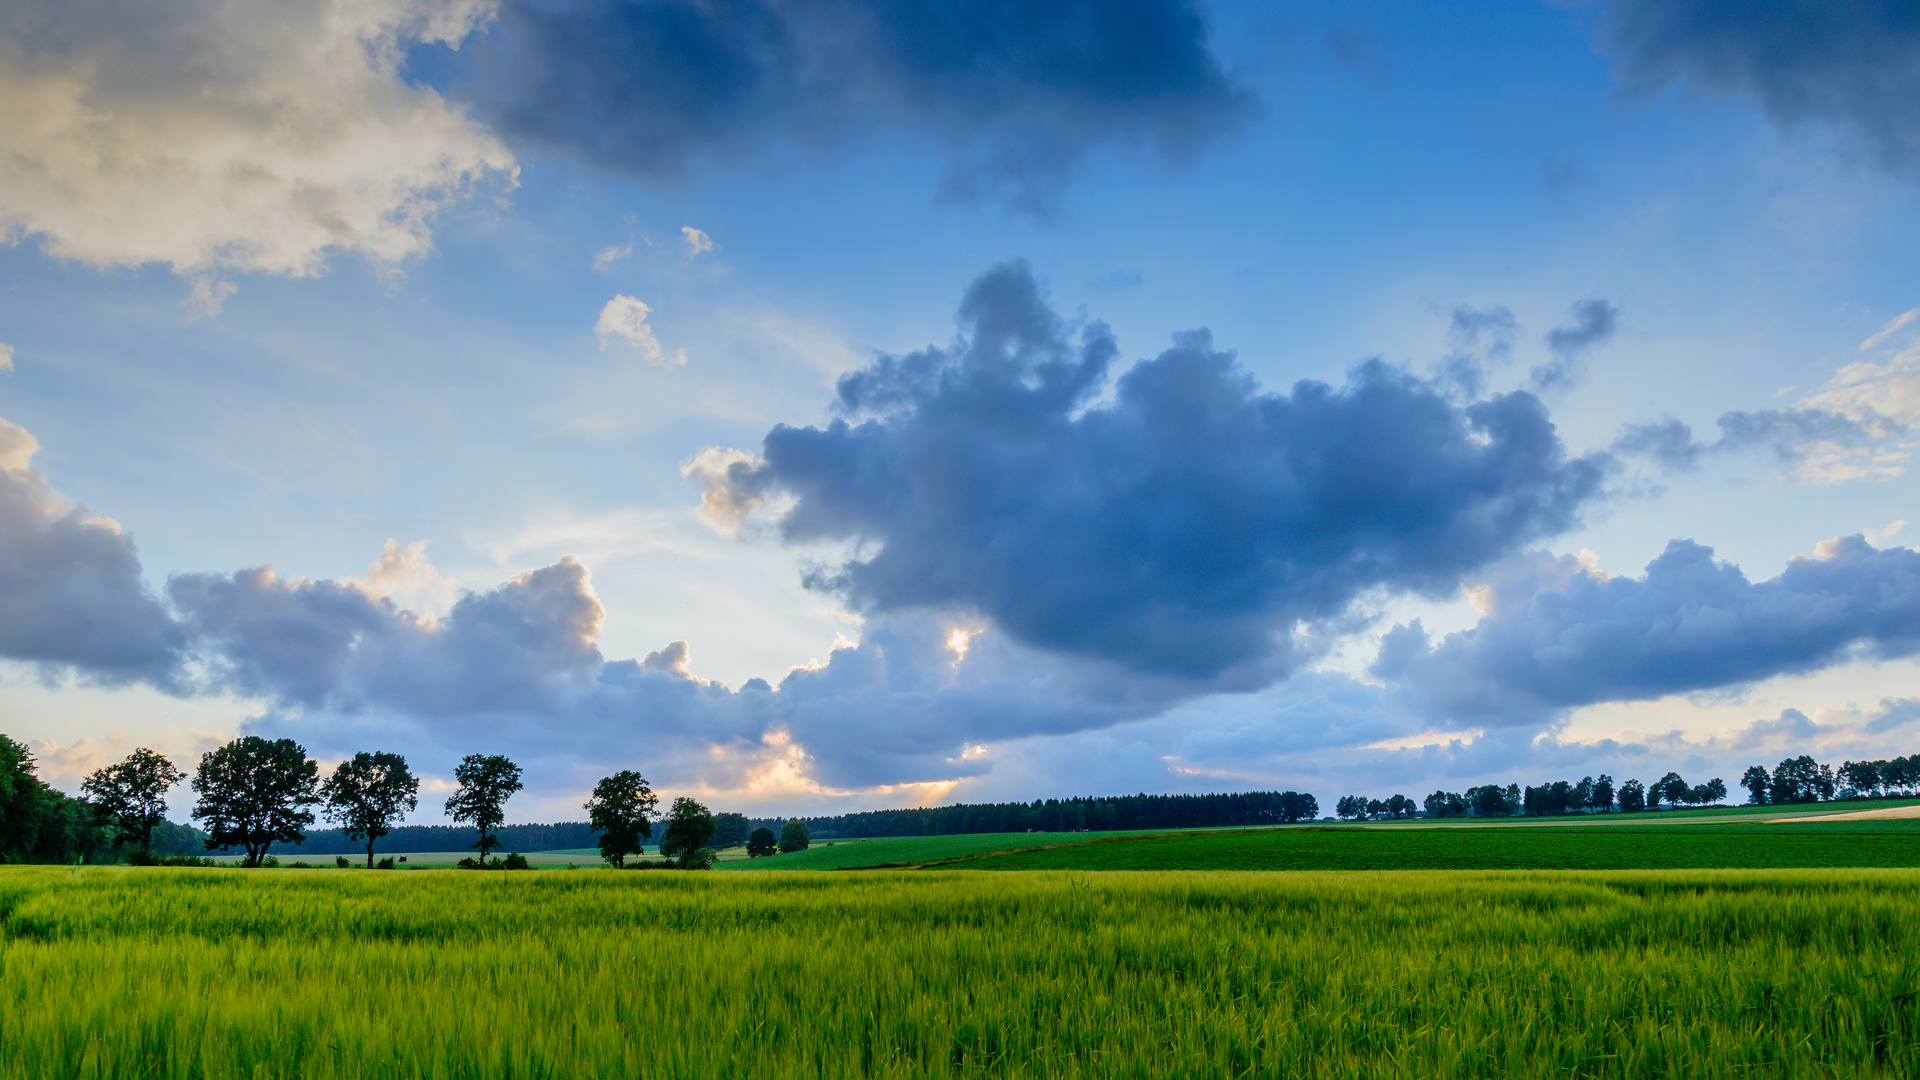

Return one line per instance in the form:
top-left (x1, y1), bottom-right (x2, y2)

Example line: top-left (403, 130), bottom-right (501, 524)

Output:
top-left (1378, 536), bottom-right (1920, 725)
top-left (0, 0), bottom-right (515, 281)
top-left (0, 344), bottom-right (13, 374)
top-left (680, 226), bottom-right (714, 257)
top-left (1530, 299), bottom-right (1619, 392)
top-left (696, 260), bottom-right (1609, 685)
top-left (1613, 312), bottom-right (1918, 481)
top-left (169, 556), bottom-right (604, 717)
top-left (0, 419), bottom-right (187, 684)
top-left (594, 295), bottom-right (686, 364)
top-left (457, 0), bottom-right (1259, 213)
top-left (1594, 0), bottom-right (1920, 178)
top-left (679, 446), bottom-right (769, 533)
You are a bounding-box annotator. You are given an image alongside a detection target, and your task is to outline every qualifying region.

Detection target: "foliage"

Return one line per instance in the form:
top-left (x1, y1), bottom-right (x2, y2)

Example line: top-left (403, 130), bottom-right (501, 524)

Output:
top-left (1334, 795), bottom-right (1369, 821)
top-left (763, 789), bottom-right (1326, 838)
top-left (189, 737), bottom-right (320, 867)
top-left (746, 826), bottom-right (778, 858)
top-left (1424, 791), bottom-right (1468, 817)
top-left (3, 867), bottom-right (1920, 1078)
top-left (1465, 784), bottom-right (1521, 817)
top-left (710, 812), bottom-right (749, 850)
top-left (319, 751), bottom-right (420, 869)
top-left (445, 754), bottom-right (523, 865)
top-left (1837, 755), bottom-right (1920, 798)
top-left (80, 748), bottom-right (185, 855)
top-left (1618, 778), bottom-right (1647, 813)
top-left (1742, 765), bottom-right (1772, 804)
top-left (375, 857), bottom-right (395, 870)
top-left (1771, 755), bottom-right (1836, 804)
top-left (658, 798), bottom-right (717, 868)
top-left (778, 818), bottom-right (810, 853)
top-left (583, 771), bottom-right (657, 869)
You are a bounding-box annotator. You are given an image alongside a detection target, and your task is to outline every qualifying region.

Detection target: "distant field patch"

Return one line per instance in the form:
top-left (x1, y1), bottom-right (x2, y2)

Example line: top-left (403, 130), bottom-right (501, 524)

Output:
top-left (950, 822), bottom-right (1920, 871)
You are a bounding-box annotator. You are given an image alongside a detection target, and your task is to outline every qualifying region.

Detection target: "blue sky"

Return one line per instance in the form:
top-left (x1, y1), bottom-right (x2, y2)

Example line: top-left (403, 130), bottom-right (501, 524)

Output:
top-left (2, 0), bottom-right (1918, 822)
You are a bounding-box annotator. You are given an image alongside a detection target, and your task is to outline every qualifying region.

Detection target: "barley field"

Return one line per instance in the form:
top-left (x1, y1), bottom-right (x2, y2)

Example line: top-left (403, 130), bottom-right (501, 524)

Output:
top-left (2, 866), bottom-right (1915, 1078)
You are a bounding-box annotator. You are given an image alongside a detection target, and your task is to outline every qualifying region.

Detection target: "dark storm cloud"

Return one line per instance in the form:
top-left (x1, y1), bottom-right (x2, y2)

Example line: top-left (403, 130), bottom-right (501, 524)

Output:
top-left (458, 0), bottom-right (1259, 211)
top-left (704, 260), bottom-right (1610, 684)
top-left (0, 431), bottom-right (186, 685)
top-left (1377, 536), bottom-right (1920, 723)
top-left (1530, 299), bottom-right (1618, 392)
top-left (1595, 0), bottom-right (1920, 176)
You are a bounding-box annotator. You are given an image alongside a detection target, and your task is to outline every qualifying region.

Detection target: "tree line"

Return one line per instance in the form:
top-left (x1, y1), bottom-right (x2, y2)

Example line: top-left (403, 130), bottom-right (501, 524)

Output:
top-left (748, 790), bottom-right (1322, 840)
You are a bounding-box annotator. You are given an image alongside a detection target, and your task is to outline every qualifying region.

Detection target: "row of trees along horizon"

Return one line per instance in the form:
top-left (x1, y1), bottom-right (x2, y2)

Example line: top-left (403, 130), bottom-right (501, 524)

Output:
top-left (2, 733), bottom-right (1916, 865)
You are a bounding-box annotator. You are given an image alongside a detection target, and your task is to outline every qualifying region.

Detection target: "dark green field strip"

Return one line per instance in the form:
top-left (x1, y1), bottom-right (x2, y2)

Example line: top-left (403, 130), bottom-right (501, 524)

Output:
top-left (947, 823), bottom-right (1920, 871)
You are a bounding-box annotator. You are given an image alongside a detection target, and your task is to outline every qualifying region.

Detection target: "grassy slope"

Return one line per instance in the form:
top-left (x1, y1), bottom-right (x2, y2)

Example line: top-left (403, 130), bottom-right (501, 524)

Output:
top-left (950, 821), bottom-right (1920, 871)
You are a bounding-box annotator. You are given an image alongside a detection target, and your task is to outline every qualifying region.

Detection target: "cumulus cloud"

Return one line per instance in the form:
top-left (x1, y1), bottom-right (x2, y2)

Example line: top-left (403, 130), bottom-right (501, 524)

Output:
top-left (697, 260), bottom-right (1609, 685)
top-left (1613, 310), bottom-right (1917, 481)
top-left (1594, 0), bottom-right (1920, 178)
top-left (457, 0), bottom-right (1259, 213)
top-left (594, 295), bottom-right (686, 364)
top-left (0, 0), bottom-right (515, 280)
top-left (0, 419), bottom-right (186, 683)
top-left (1378, 536), bottom-right (1920, 725)
top-left (1530, 299), bottom-right (1619, 392)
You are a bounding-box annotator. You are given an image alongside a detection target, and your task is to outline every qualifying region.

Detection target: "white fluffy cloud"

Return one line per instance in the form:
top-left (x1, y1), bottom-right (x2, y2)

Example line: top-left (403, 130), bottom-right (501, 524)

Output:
top-left (0, 0), bottom-right (515, 280)
top-left (594, 295), bottom-right (686, 364)
top-left (680, 226), bottom-right (714, 257)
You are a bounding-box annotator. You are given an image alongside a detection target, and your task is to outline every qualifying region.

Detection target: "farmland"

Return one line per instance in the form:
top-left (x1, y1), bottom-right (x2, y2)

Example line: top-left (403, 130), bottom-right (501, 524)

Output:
top-left (3, 866), bottom-right (1918, 1078)
top-left (948, 821), bottom-right (1920, 871)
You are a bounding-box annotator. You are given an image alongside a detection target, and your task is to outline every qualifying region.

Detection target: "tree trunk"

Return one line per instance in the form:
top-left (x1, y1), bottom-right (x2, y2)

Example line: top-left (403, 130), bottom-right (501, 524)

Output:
top-left (366, 838), bottom-right (375, 869)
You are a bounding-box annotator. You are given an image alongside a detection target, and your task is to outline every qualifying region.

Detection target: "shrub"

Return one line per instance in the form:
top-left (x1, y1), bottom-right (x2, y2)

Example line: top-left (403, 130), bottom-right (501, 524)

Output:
top-left (376, 856), bottom-right (396, 870)
top-left (335, 855), bottom-right (351, 869)
top-left (502, 852), bottom-right (530, 870)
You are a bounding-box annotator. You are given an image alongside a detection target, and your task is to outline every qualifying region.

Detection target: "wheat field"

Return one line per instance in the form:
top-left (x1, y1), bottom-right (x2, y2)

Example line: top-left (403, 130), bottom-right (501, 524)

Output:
top-left (2, 866), bottom-right (1914, 1078)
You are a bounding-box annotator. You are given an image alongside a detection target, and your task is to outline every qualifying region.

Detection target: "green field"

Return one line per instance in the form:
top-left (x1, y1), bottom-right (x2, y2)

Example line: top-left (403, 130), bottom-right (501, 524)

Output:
top-left (948, 821), bottom-right (1920, 871)
top-left (3, 866), bottom-right (1918, 1078)
top-left (720, 831), bottom-right (1126, 870)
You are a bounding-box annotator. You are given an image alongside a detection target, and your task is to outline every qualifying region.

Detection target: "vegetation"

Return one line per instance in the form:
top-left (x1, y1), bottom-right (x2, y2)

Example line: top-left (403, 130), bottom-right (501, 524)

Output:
top-left (318, 751), bottom-right (419, 869)
top-left (778, 818), bottom-right (810, 852)
top-left (952, 822), bottom-right (1920, 871)
top-left (658, 797), bottom-right (716, 869)
top-left (0, 736), bottom-right (116, 864)
top-left (444, 754), bottom-right (523, 866)
top-left (80, 748), bottom-right (185, 856)
top-left (745, 826), bottom-right (778, 858)
top-left (2, 867), bottom-right (1917, 1077)
top-left (583, 770), bottom-right (657, 868)
top-left (757, 789), bottom-right (1320, 838)
top-left (190, 737), bottom-right (320, 866)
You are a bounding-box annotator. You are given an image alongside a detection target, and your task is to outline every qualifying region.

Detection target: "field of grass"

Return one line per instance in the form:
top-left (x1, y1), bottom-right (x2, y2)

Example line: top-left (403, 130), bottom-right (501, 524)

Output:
top-left (3, 866), bottom-right (1918, 1077)
top-left (721, 831), bottom-right (1077, 870)
top-left (951, 821), bottom-right (1920, 871)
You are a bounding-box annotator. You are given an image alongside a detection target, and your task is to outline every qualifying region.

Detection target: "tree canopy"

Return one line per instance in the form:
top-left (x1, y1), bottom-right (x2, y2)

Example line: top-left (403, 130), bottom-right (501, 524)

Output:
top-left (660, 797), bottom-right (717, 868)
top-left (320, 751), bottom-right (420, 868)
top-left (445, 754), bottom-right (523, 866)
top-left (584, 770), bottom-right (657, 868)
top-left (190, 737), bottom-right (319, 867)
top-left (81, 748), bottom-right (185, 855)
top-left (746, 826), bottom-right (779, 858)
top-left (778, 818), bottom-right (811, 853)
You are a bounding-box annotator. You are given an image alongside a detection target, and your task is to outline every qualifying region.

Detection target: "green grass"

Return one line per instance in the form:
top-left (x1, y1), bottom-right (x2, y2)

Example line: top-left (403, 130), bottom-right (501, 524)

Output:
top-left (2, 866), bottom-right (1918, 1078)
top-left (719, 828), bottom-right (1211, 870)
top-left (950, 821), bottom-right (1920, 871)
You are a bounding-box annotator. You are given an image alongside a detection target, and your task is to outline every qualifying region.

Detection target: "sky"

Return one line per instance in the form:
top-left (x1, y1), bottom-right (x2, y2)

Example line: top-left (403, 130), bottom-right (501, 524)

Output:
top-left (2, 0), bottom-right (1918, 824)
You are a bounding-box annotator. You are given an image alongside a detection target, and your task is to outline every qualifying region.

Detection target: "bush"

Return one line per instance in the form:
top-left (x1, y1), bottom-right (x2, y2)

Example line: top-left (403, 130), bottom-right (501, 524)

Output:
top-left (376, 856), bottom-right (396, 870)
top-left (335, 855), bottom-right (351, 869)
top-left (502, 852), bottom-right (530, 870)
top-left (260, 856), bottom-right (281, 868)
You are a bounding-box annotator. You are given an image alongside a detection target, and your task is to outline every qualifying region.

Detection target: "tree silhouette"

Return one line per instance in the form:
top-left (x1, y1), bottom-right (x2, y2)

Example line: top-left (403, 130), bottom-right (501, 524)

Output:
top-left (585, 770), bottom-right (657, 868)
top-left (191, 737), bottom-right (319, 867)
top-left (320, 752), bottom-right (420, 868)
top-left (82, 748), bottom-right (185, 856)
top-left (445, 754), bottom-right (523, 866)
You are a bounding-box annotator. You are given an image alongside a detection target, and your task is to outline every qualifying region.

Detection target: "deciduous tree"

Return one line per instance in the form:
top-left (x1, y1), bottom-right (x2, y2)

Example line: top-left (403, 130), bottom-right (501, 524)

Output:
top-left (747, 826), bottom-right (779, 858)
top-left (1617, 778), bottom-right (1646, 813)
top-left (81, 748), bottom-right (185, 856)
top-left (320, 752), bottom-right (420, 868)
top-left (778, 818), bottom-right (810, 853)
top-left (1740, 765), bottom-right (1771, 805)
top-left (191, 737), bottom-right (320, 867)
top-left (445, 754), bottom-right (523, 866)
top-left (661, 797), bottom-right (717, 868)
top-left (584, 770), bottom-right (657, 868)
